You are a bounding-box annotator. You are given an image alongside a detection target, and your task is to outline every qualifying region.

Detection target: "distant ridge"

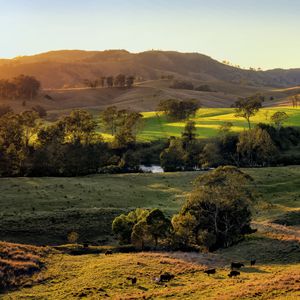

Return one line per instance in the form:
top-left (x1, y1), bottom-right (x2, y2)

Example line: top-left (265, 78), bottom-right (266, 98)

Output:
top-left (0, 50), bottom-right (300, 89)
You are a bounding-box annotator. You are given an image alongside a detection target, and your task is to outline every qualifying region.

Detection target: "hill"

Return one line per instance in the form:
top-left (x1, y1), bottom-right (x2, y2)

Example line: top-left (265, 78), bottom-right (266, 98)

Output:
top-left (1, 50), bottom-right (300, 113)
top-left (1, 50), bottom-right (300, 89)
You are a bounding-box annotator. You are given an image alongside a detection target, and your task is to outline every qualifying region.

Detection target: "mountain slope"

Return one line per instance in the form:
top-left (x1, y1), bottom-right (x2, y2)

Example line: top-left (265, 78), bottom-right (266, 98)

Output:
top-left (1, 50), bottom-right (300, 89)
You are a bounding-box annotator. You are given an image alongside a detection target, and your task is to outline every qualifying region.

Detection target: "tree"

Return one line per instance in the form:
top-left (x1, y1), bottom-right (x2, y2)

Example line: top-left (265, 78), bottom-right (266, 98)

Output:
top-left (12, 74), bottom-right (41, 100)
top-left (112, 214), bottom-right (134, 244)
top-left (126, 75), bottom-right (135, 88)
top-left (112, 208), bottom-right (149, 246)
top-left (199, 142), bottom-right (223, 168)
top-left (237, 127), bottom-right (278, 166)
top-left (16, 110), bottom-right (40, 153)
top-left (102, 106), bottom-right (118, 135)
top-left (171, 212), bottom-right (197, 249)
top-left (145, 209), bottom-right (171, 248)
top-left (181, 121), bottom-right (197, 148)
top-left (0, 75), bottom-right (40, 100)
top-left (160, 138), bottom-right (185, 171)
top-left (83, 79), bottom-right (99, 88)
top-left (218, 122), bottom-right (233, 136)
top-left (100, 76), bottom-right (106, 88)
top-left (114, 74), bottom-right (126, 87)
top-left (106, 76), bottom-right (114, 88)
top-left (270, 111), bottom-right (289, 129)
top-left (174, 166), bottom-right (255, 250)
top-left (158, 99), bottom-right (200, 120)
top-left (131, 219), bottom-right (149, 250)
top-left (233, 94), bottom-right (264, 129)
top-left (61, 110), bottom-right (98, 144)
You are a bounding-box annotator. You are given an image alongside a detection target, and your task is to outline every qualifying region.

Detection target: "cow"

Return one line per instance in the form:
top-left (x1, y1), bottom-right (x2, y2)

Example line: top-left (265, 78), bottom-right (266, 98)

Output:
top-left (250, 259), bottom-right (256, 266)
top-left (203, 268), bottom-right (216, 275)
top-left (231, 262), bottom-right (244, 269)
top-left (127, 277), bottom-right (137, 284)
top-left (105, 250), bottom-right (113, 255)
top-left (228, 270), bottom-right (240, 277)
top-left (158, 272), bottom-right (175, 282)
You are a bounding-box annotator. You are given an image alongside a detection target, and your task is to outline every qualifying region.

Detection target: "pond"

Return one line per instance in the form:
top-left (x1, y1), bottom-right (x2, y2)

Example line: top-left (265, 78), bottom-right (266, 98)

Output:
top-left (139, 165), bottom-right (164, 173)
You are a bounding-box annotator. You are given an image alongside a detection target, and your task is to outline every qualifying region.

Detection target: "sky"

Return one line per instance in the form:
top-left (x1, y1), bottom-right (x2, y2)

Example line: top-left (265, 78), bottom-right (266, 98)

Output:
top-left (0, 0), bottom-right (299, 70)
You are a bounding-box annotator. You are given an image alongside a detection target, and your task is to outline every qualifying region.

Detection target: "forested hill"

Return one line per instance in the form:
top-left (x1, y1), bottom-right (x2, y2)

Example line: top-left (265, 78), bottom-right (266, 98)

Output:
top-left (0, 50), bottom-right (300, 89)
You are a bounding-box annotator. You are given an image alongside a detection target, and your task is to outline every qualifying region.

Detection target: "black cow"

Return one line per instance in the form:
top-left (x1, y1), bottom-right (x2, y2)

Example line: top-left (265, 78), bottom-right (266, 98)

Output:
top-left (231, 262), bottom-right (244, 269)
top-left (228, 270), bottom-right (240, 277)
top-left (204, 268), bottom-right (216, 275)
top-left (127, 277), bottom-right (137, 284)
top-left (159, 272), bottom-right (175, 282)
top-left (250, 259), bottom-right (256, 266)
top-left (105, 250), bottom-right (113, 255)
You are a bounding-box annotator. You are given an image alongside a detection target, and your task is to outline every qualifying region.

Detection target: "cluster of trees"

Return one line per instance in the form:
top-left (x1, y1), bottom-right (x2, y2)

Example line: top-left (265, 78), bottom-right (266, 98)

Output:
top-left (84, 74), bottom-right (135, 89)
top-left (158, 99), bottom-right (200, 120)
top-left (112, 167), bottom-right (255, 251)
top-left (159, 94), bottom-right (300, 170)
top-left (101, 106), bottom-right (142, 149)
top-left (170, 80), bottom-right (214, 92)
top-left (0, 107), bottom-right (144, 177)
top-left (0, 75), bottom-right (40, 100)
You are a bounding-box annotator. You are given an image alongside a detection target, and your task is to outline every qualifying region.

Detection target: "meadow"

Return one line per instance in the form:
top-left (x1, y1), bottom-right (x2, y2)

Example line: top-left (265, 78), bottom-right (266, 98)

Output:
top-left (0, 166), bottom-right (299, 245)
top-left (132, 107), bottom-right (300, 141)
top-left (1, 167), bottom-right (299, 298)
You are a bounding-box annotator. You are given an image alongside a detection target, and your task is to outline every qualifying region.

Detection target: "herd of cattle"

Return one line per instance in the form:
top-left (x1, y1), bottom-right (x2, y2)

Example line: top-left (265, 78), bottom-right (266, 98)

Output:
top-left (104, 250), bottom-right (257, 285)
top-left (204, 260), bottom-right (256, 278)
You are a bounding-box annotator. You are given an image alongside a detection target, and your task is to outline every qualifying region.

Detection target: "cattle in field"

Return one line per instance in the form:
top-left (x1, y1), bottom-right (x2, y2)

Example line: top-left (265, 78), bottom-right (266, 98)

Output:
top-left (204, 268), bottom-right (216, 275)
top-left (250, 259), bottom-right (256, 266)
top-left (228, 270), bottom-right (240, 277)
top-left (231, 262), bottom-right (244, 269)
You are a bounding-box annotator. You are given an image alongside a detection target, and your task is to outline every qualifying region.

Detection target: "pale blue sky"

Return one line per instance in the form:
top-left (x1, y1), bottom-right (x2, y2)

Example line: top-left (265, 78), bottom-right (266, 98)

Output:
top-left (0, 0), bottom-right (299, 69)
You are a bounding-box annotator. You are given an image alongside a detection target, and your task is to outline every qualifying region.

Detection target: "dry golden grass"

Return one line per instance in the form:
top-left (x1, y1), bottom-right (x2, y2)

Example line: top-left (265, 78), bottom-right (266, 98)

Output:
top-left (0, 242), bottom-right (48, 292)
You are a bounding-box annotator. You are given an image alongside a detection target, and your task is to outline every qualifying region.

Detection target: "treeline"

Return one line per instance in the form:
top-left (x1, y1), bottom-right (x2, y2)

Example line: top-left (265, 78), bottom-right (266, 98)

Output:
top-left (0, 75), bottom-right (40, 100)
top-left (1, 94), bottom-right (299, 177)
top-left (0, 108), bottom-right (143, 177)
top-left (84, 74), bottom-right (135, 88)
top-left (112, 166), bottom-right (255, 251)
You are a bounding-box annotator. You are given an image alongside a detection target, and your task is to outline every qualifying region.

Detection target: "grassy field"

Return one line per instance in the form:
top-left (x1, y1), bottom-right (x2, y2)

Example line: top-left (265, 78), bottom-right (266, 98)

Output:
top-left (1, 166), bottom-right (299, 299)
top-left (136, 107), bottom-right (300, 141)
top-left (3, 251), bottom-right (299, 299)
top-left (0, 166), bottom-right (299, 245)
top-left (95, 107), bottom-right (300, 141)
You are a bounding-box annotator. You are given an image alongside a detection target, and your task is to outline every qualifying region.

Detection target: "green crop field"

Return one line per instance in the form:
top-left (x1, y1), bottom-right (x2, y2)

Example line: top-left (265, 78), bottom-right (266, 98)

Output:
top-left (2, 166), bottom-right (300, 299)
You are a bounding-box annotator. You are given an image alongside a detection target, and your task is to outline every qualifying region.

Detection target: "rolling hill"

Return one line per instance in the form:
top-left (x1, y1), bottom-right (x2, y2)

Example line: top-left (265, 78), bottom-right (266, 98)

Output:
top-left (1, 50), bottom-right (300, 112)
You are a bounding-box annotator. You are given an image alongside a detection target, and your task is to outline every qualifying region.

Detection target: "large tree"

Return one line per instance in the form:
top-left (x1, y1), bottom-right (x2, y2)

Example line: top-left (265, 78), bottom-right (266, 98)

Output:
top-left (233, 94), bottom-right (264, 129)
top-left (173, 166), bottom-right (255, 250)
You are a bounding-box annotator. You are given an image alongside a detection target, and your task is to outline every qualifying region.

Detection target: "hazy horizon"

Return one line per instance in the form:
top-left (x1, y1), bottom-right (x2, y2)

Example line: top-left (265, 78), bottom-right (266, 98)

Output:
top-left (1, 0), bottom-right (300, 69)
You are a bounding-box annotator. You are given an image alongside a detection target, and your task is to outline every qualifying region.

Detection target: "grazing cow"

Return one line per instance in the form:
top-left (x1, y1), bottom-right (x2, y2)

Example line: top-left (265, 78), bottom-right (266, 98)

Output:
top-left (231, 262), bottom-right (244, 269)
top-left (127, 277), bottom-right (137, 284)
top-left (250, 259), bottom-right (256, 266)
top-left (105, 250), bottom-right (113, 255)
top-left (159, 272), bottom-right (175, 282)
top-left (228, 270), bottom-right (240, 278)
top-left (83, 243), bottom-right (89, 248)
top-left (203, 268), bottom-right (216, 275)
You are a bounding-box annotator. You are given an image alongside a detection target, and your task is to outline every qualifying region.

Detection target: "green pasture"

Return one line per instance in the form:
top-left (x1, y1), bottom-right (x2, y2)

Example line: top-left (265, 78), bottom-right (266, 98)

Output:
top-left (137, 107), bottom-right (300, 141)
top-left (0, 166), bottom-right (299, 245)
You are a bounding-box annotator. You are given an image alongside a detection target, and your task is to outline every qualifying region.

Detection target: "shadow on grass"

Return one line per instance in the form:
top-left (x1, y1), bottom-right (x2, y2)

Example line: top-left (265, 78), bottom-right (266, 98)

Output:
top-left (241, 267), bottom-right (269, 274)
